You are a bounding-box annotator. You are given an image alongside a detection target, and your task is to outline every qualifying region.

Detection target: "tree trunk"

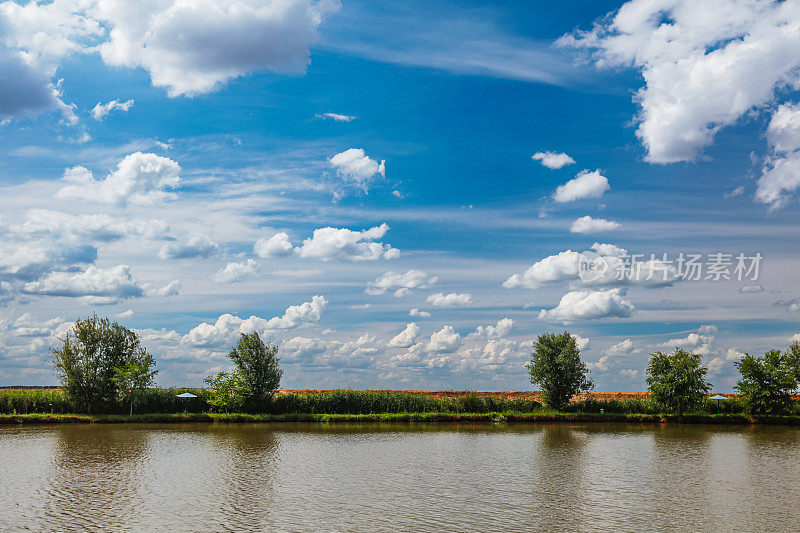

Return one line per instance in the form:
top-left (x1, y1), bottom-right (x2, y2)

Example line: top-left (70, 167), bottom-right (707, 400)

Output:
top-left (129, 398), bottom-right (133, 419)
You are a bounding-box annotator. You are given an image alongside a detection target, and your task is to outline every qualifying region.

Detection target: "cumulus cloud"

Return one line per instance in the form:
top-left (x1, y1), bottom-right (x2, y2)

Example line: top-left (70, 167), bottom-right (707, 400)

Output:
top-left (254, 232), bottom-right (293, 258)
top-left (409, 308), bottom-right (430, 318)
top-left (57, 152), bottom-right (181, 205)
top-left (91, 98), bottom-right (133, 120)
top-left (472, 318), bottom-right (514, 340)
top-left (790, 333), bottom-right (800, 343)
top-left (388, 322), bottom-right (420, 348)
top-left (503, 243), bottom-right (676, 290)
top-left (159, 233), bottom-right (218, 260)
top-left (154, 280), bottom-right (181, 297)
top-left (426, 325), bottom-right (462, 353)
top-left (0, 46), bottom-right (58, 119)
top-left (553, 169), bottom-right (610, 202)
top-left (366, 270), bottom-right (438, 296)
top-left (295, 223), bottom-right (398, 261)
top-left (531, 151), bottom-right (575, 169)
top-left (214, 259), bottom-right (259, 283)
top-left (0, 243), bottom-right (97, 281)
top-left (571, 334), bottom-right (590, 351)
top-left (92, 0), bottom-right (340, 96)
top-left (726, 348), bottom-right (746, 361)
top-left (757, 102), bottom-right (800, 208)
top-left (658, 325), bottom-right (716, 356)
top-left (603, 338), bottom-right (640, 356)
top-left (182, 295), bottom-right (328, 347)
top-left (560, 0), bottom-right (800, 163)
top-left (329, 148), bottom-right (385, 192)
top-left (570, 215), bottom-right (620, 234)
top-left (22, 264), bottom-right (143, 299)
top-left (538, 288), bottom-right (635, 322)
top-left (426, 292), bottom-right (473, 307)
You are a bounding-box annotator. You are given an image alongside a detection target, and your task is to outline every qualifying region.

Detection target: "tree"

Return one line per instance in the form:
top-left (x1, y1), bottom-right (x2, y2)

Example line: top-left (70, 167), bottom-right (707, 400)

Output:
top-left (528, 332), bottom-right (594, 410)
top-left (50, 315), bottom-right (152, 413)
top-left (646, 349), bottom-right (710, 415)
top-left (227, 332), bottom-right (282, 411)
top-left (204, 371), bottom-right (249, 414)
top-left (735, 345), bottom-right (800, 416)
top-left (112, 353), bottom-right (158, 418)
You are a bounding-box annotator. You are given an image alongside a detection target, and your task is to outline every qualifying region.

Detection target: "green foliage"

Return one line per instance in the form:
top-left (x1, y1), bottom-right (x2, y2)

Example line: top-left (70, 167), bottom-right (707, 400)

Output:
top-left (204, 371), bottom-right (250, 413)
top-left (112, 353), bottom-right (158, 417)
top-left (735, 345), bottom-right (800, 416)
top-left (646, 349), bottom-right (710, 415)
top-left (227, 332), bottom-right (282, 411)
top-left (50, 315), bottom-right (154, 413)
top-left (528, 332), bottom-right (594, 410)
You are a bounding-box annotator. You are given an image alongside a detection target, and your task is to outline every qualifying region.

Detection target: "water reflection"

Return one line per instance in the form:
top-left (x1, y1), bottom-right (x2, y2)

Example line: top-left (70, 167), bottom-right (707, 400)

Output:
top-left (0, 422), bottom-right (798, 532)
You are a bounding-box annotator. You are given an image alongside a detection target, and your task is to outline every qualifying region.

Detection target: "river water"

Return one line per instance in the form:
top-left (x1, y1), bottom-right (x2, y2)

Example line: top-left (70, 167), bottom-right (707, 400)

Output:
top-left (0, 422), bottom-right (798, 532)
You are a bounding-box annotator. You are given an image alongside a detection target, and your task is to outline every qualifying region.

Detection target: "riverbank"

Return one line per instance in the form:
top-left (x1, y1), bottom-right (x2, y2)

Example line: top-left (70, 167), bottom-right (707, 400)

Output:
top-left (4, 411), bottom-right (800, 425)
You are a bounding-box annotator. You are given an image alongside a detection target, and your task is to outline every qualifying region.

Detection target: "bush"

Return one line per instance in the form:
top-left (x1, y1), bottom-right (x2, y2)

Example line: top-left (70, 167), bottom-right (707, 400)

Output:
top-left (646, 349), bottom-right (710, 415)
top-left (528, 332), bottom-right (594, 410)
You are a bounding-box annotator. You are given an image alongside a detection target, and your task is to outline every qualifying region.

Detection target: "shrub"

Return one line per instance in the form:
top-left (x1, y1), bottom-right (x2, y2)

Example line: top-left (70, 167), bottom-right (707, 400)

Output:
top-left (528, 332), bottom-right (594, 410)
top-left (646, 349), bottom-right (710, 415)
top-left (204, 371), bottom-right (249, 413)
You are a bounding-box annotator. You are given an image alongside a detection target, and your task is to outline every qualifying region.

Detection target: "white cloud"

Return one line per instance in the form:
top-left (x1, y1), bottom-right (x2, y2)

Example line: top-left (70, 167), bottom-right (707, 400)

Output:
top-left (553, 169), bottom-right (610, 202)
top-left (726, 348), bottom-right (745, 361)
top-left (620, 368), bottom-right (639, 379)
top-left (707, 357), bottom-right (726, 374)
top-left (254, 232), bottom-right (293, 258)
top-left (0, 281), bottom-right (13, 305)
top-left (561, 0), bottom-right (800, 164)
top-left (659, 326), bottom-right (716, 356)
top-left (329, 148), bottom-right (385, 192)
top-left (570, 215), bottom-right (620, 234)
top-left (789, 333), bottom-right (800, 343)
top-left (409, 308), bottom-right (430, 318)
top-left (22, 264), bottom-right (143, 299)
top-left (318, 112), bottom-right (356, 122)
top-left (295, 223), bottom-right (398, 261)
top-left (159, 233), bottom-right (218, 260)
top-left (532, 151), bottom-right (575, 169)
top-left (426, 292), bottom-right (473, 307)
top-left (57, 152), bottom-right (181, 205)
top-left (538, 288), bottom-right (635, 321)
top-left (0, 46), bottom-right (58, 120)
top-left (757, 102), bottom-right (800, 208)
top-left (571, 334), bottom-right (590, 351)
top-left (91, 99), bottom-right (133, 120)
top-left (92, 0), bottom-right (340, 97)
top-left (115, 309), bottom-right (134, 319)
top-left (473, 318), bottom-right (514, 339)
top-left (725, 185), bottom-right (745, 199)
top-left (603, 338), bottom-right (640, 356)
top-left (0, 243), bottom-right (96, 281)
top-left (214, 259), bottom-right (259, 283)
top-left (504, 244), bottom-right (676, 290)
top-left (388, 322), bottom-right (420, 348)
top-left (366, 269), bottom-right (438, 296)
top-left (426, 325), bottom-right (462, 353)
top-left (154, 280), bottom-right (181, 297)
top-left (588, 355), bottom-right (611, 372)
top-left (182, 295), bottom-right (328, 347)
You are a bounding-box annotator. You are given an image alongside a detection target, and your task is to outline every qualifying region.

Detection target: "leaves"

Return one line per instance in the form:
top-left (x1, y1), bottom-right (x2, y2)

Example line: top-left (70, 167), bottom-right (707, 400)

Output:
top-left (646, 349), bottom-right (710, 415)
top-left (528, 331), bottom-right (594, 410)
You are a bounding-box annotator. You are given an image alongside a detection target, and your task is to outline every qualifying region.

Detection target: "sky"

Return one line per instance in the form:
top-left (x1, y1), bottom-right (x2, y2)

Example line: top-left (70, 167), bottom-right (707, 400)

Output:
top-left (1, 0), bottom-right (800, 391)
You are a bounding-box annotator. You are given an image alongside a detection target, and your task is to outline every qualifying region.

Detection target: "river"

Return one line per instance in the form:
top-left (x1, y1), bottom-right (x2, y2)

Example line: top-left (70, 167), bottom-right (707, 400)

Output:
top-left (1, 422), bottom-right (798, 531)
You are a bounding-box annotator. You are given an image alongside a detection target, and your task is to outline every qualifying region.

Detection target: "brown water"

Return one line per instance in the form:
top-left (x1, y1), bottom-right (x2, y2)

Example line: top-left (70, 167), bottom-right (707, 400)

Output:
top-left (1, 423), bottom-right (799, 532)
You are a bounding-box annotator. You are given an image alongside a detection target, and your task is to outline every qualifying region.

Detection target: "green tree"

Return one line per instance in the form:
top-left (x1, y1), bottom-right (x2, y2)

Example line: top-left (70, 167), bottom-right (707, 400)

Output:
top-left (528, 332), bottom-right (594, 410)
top-left (204, 371), bottom-right (249, 413)
top-left (50, 315), bottom-right (151, 413)
top-left (735, 345), bottom-right (800, 416)
top-left (112, 353), bottom-right (158, 418)
top-left (228, 332), bottom-right (282, 411)
top-left (646, 349), bottom-right (710, 415)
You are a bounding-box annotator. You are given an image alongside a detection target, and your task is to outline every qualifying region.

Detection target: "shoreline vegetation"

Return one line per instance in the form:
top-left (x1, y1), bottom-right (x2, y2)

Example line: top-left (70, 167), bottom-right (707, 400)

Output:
top-left (2, 389), bottom-right (800, 426)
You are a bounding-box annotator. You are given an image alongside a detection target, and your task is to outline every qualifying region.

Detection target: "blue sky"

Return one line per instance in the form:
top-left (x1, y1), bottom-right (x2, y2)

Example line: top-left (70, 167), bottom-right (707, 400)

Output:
top-left (1, 0), bottom-right (800, 391)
